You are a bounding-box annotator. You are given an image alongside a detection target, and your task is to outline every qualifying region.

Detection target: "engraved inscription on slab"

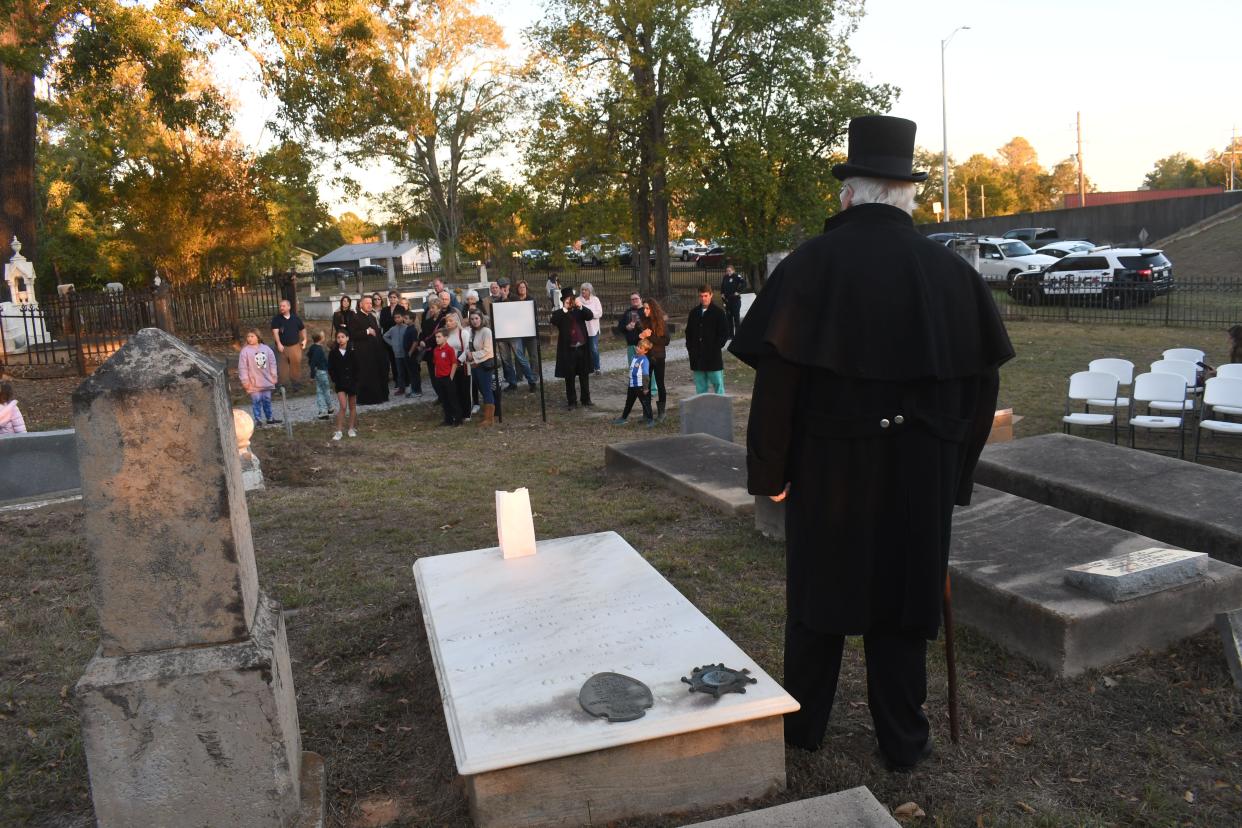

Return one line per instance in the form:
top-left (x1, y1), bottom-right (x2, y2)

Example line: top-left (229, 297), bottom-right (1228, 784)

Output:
top-left (578, 673), bottom-right (654, 722)
top-left (1065, 547), bottom-right (1208, 602)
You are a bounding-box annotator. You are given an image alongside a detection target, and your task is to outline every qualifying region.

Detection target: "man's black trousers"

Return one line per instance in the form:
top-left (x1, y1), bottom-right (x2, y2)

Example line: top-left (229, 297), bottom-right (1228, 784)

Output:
top-left (782, 614), bottom-right (930, 766)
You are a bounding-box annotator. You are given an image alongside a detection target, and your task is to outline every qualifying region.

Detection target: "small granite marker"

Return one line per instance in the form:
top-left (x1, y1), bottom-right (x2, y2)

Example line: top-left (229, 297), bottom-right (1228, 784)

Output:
top-left (1065, 547), bottom-right (1208, 602)
top-left (680, 393), bottom-right (735, 443)
top-left (1217, 609), bottom-right (1242, 689)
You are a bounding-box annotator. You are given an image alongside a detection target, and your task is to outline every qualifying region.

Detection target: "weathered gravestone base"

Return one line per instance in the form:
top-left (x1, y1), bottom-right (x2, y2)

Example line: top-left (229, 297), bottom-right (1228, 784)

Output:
top-left (682, 785), bottom-right (899, 827)
top-left (1217, 608), bottom-right (1242, 689)
top-left (605, 434), bottom-right (752, 516)
top-left (680, 393), bottom-right (735, 443)
top-left (952, 486), bottom-right (1242, 676)
top-left (414, 532), bottom-right (798, 828)
top-left (976, 433), bottom-right (1242, 564)
top-left (72, 328), bottom-right (323, 827)
top-left (754, 496), bottom-right (785, 541)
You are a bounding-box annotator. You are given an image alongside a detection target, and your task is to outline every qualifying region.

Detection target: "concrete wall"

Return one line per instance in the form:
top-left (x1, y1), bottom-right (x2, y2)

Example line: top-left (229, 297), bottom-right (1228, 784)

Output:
top-left (0, 429), bottom-right (80, 503)
top-left (921, 190), bottom-right (1242, 246)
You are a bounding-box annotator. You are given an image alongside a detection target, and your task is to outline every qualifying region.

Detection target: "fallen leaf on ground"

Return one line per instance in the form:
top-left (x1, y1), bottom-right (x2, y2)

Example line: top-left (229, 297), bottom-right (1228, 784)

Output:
top-left (1184, 790), bottom-right (1195, 803)
top-left (1016, 801), bottom-right (1035, 814)
top-left (1013, 733), bottom-right (1033, 746)
top-left (1102, 676), bottom-right (1117, 688)
top-left (893, 801), bottom-right (926, 820)
top-left (1069, 777), bottom-right (1087, 783)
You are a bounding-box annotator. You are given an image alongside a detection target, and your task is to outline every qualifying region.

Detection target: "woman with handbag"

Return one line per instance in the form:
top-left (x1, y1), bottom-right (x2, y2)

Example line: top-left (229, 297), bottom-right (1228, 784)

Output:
top-left (466, 309), bottom-right (497, 427)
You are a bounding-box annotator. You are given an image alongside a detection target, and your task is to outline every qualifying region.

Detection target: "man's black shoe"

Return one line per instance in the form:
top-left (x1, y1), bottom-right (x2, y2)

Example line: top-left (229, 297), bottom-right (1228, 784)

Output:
top-left (882, 738), bottom-right (934, 773)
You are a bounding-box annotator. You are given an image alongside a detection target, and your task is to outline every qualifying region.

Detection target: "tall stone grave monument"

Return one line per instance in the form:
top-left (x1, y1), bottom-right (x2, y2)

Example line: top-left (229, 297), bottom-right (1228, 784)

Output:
top-left (72, 328), bottom-right (323, 827)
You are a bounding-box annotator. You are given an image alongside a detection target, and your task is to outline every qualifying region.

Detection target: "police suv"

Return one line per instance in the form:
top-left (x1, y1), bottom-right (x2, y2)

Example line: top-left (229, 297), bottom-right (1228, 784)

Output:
top-left (1009, 247), bottom-right (1174, 307)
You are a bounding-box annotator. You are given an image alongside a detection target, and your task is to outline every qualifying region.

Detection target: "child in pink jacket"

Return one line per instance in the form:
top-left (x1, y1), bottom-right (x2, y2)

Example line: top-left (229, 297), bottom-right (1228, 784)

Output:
top-left (238, 329), bottom-right (280, 425)
top-left (0, 382), bottom-right (26, 435)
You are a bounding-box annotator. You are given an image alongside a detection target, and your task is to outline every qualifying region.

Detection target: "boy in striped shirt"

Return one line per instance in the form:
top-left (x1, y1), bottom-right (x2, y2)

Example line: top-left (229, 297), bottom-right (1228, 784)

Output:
top-left (613, 338), bottom-right (655, 427)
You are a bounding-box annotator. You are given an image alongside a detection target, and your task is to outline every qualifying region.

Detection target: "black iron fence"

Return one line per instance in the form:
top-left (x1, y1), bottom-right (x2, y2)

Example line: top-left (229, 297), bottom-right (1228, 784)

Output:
top-left (990, 276), bottom-right (1242, 328)
top-left (1, 280), bottom-right (286, 377)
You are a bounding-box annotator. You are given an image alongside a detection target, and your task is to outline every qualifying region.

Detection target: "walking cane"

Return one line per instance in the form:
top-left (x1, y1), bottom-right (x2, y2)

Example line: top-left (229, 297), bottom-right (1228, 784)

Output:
top-left (943, 571), bottom-right (960, 744)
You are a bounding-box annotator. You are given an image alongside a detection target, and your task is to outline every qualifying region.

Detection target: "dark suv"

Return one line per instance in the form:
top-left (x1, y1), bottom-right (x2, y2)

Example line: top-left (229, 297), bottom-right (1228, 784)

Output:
top-left (1002, 227), bottom-right (1059, 248)
top-left (1009, 247), bottom-right (1174, 307)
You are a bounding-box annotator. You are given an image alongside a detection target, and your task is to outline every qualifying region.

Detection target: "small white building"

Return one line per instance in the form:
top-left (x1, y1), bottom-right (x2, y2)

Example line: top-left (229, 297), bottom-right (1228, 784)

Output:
top-left (314, 236), bottom-right (441, 275)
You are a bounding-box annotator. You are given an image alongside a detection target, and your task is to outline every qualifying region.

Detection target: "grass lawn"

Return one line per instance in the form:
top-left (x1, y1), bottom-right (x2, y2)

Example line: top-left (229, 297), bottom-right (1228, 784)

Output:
top-left (2, 321), bottom-right (1241, 826)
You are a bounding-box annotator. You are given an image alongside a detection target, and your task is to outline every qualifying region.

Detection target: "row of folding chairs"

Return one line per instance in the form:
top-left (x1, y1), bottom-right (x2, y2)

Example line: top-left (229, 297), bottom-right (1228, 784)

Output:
top-left (1063, 358), bottom-right (1242, 461)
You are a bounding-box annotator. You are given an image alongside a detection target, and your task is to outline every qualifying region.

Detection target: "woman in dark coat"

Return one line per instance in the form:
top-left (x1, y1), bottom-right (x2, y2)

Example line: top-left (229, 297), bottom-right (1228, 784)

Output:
top-left (348, 295), bottom-right (389, 405)
top-left (327, 328), bottom-right (360, 439)
top-left (331, 295), bottom-right (355, 335)
top-left (639, 297), bottom-right (671, 419)
top-left (549, 287), bottom-right (594, 409)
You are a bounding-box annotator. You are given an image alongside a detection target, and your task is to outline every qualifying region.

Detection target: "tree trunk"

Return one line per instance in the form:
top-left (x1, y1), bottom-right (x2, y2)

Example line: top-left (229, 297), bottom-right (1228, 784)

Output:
top-left (649, 99), bottom-right (671, 299)
top-left (0, 60), bottom-right (36, 275)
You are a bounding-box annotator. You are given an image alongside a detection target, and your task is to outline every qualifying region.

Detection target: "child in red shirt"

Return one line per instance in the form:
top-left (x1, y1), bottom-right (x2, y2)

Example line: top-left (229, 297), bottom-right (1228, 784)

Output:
top-left (432, 329), bottom-right (463, 426)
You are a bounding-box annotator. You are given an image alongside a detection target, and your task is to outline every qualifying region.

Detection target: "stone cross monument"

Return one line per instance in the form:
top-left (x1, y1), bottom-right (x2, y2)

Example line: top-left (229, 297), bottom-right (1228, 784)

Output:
top-left (72, 328), bottom-right (323, 827)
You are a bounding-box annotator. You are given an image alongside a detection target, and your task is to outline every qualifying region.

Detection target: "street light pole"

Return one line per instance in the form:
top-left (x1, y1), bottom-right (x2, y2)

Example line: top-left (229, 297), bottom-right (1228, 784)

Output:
top-left (941, 26), bottom-right (970, 224)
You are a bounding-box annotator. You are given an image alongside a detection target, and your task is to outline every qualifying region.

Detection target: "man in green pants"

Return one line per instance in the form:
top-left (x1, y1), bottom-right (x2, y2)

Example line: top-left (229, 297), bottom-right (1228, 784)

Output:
top-left (686, 284), bottom-right (729, 393)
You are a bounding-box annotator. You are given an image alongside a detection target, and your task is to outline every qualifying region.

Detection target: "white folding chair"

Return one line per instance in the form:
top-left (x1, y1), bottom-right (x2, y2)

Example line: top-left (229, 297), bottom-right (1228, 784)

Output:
top-left (1193, 377), bottom-right (1242, 462)
top-left (1216, 364), bottom-right (1242, 379)
top-left (1148, 360), bottom-right (1198, 414)
top-left (1063, 371), bottom-right (1119, 443)
top-left (1163, 348), bottom-right (1206, 365)
top-left (1087, 358), bottom-right (1134, 411)
top-left (1129, 372), bottom-right (1187, 457)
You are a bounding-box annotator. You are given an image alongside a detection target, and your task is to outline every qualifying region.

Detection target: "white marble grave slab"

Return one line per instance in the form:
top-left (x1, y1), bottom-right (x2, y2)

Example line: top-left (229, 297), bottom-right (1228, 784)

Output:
top-left (1064, 547), bottom-right (1208, 602)
top-left (413, 531), bottom-right (798, 775)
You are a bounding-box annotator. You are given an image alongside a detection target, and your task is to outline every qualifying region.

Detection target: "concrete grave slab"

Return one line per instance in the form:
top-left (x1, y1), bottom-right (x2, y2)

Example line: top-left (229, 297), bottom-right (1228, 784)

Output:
top-left (680, 393), bottom-right (735, 443)
top-left (951, 486), bottom-right (1242, 676)
top-left (413, 531), bottom-right (798, 827)
top-left (0, 428), bottom-right (80, 503)
top-left (1217, 608), bottom-right (1242, 689)
top-left (682, 786), bottom-right (899, 827)
top-left (606, 434), bottom-right (752, 516)
top-left (976, 433), bottom-right (1242, 565)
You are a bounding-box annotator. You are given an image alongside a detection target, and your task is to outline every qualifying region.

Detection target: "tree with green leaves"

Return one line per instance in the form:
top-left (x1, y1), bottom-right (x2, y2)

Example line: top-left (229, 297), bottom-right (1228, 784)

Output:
top-left (237, 0), bottom-right (521, 280)
top-left (533, 0), bottom-right (695, 297)
top-left (1142, 151), bottom-right (1221, 190)
top-left (682, 0), bottom-right (894, 281)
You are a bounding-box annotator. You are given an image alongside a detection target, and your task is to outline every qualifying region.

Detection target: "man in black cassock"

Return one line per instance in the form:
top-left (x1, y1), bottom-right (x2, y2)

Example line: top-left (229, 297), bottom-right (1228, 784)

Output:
top-left (729, 115), bottom-right (1013, 770)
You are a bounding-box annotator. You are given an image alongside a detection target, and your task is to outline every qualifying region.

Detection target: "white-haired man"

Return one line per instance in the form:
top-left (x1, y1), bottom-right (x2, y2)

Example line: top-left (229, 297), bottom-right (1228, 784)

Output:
top-left (730, 115), bottom-right (1013, 770)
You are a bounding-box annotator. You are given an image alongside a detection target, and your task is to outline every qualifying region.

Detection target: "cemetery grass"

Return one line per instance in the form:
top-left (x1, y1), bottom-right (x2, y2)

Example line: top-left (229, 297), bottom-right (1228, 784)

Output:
top-left (0, 322), bottom-right (1238, 826)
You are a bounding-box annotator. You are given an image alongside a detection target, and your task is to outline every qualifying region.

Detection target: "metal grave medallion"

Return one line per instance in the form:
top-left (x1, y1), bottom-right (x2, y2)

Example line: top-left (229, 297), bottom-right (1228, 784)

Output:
top-left (681, 664), bottom-right (757, 699)
top-left (578, 672), bottom-right (654, 723)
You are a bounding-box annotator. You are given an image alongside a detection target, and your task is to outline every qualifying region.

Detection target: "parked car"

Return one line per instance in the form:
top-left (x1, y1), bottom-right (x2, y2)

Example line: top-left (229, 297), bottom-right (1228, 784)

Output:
top-left (673, 239), bottom-right (708, 261)
top-left (562, 245), bottom-right (583, 264)
top-left (519, 249), bottom-right (551, 268)
top-left (1009, 247), bottom-right (1174, 307)
top-left (617, 243), bottom-right (655, 266)
top-left (1003, 227), bottom-right (1060, 248)
top-left (582, 234), bottom-right (620, 265)
top-left (1036, 240), bottom-right (1097, 259)
top-left (696, 246), bottom-right (730, 268)
top-left (927, 232), bottom-right (974, 246)
top-left (670, 238), bottom-right (704, 260)
top-left (962, 237), bottom-right (1058, 285)
top-left (357, 264), bottom-right (387, 277)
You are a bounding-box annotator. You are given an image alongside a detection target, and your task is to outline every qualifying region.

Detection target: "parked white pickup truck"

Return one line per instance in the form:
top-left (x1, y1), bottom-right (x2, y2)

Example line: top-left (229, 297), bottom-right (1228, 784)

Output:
top-left (956, 236), bottom-right (1058, 285)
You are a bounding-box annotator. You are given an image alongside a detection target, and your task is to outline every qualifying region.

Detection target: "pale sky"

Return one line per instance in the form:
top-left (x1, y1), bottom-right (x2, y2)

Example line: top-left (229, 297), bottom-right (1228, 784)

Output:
top-left (225, 0), bottom-right (1242, 217)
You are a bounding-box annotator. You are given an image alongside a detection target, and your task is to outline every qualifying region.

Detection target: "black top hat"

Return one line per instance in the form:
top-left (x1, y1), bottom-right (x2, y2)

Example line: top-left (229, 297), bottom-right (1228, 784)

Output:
top-left (560, 286), bottom-right (577, 301)
top-left (831, 115), bottom-right (928, 183)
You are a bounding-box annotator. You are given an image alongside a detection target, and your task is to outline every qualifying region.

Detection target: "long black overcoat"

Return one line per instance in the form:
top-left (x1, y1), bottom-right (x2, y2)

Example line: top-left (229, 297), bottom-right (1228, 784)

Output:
top-left (686, 302), bottom-right (729, 371)
top-left (549, 306), bottom-right (594, 378)
top-left (347, 311), bottom-right (390, 405)
top-left (730, 204), bottom-right (1013, 639)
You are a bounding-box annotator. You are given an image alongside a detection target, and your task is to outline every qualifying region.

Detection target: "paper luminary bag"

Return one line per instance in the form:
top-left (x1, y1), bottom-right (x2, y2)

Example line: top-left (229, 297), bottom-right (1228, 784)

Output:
top-left (496, 487), bottom-right (537, 559)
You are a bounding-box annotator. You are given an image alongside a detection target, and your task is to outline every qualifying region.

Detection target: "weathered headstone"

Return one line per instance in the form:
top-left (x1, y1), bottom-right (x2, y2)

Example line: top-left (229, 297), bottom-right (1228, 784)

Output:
top-left (233, 407), bottom-right (265, 491)
top-left (680, 392), bottom-right (735, 443)
top-left (413, 531), bottom-right (797, 827)
top-left (1217, 608), bottom-right (1242, 689)
top-left (1065, 548), bottom-right (1208, 602)
top-left (72, 328), bottom-right (323, 827)
top-left (0, 428), bottom-right (80, 504)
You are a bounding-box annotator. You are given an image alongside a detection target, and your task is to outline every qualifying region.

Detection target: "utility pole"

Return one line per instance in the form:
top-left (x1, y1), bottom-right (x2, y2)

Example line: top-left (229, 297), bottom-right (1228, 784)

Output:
top-left (980, 185), bottom-right (987, 218)
top-left (1077, 112), bottom-right (1086, 207)
top-left (1231, 125), bottom-right (1237, 191)
top-left (941, 26), bottom-right (970, 223)
top-left (962, 184), bottom-right (969, 220)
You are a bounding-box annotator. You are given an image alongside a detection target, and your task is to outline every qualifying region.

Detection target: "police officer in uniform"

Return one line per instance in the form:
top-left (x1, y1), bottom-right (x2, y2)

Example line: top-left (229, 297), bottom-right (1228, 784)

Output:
top-left (730, 115), bottom-right (1013, 770)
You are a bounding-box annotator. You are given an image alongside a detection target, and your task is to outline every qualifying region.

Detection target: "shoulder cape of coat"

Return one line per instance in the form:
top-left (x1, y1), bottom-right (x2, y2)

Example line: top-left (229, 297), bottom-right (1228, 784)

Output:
top-left (729, 204), bottom-right (1014, 379)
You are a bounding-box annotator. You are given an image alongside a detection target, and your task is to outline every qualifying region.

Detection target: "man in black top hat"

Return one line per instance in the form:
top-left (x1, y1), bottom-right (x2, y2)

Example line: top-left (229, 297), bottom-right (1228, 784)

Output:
top-left (549, 285), bottom-right (595, 409)
top-left (730, 115), bottom-right (1013, 770)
